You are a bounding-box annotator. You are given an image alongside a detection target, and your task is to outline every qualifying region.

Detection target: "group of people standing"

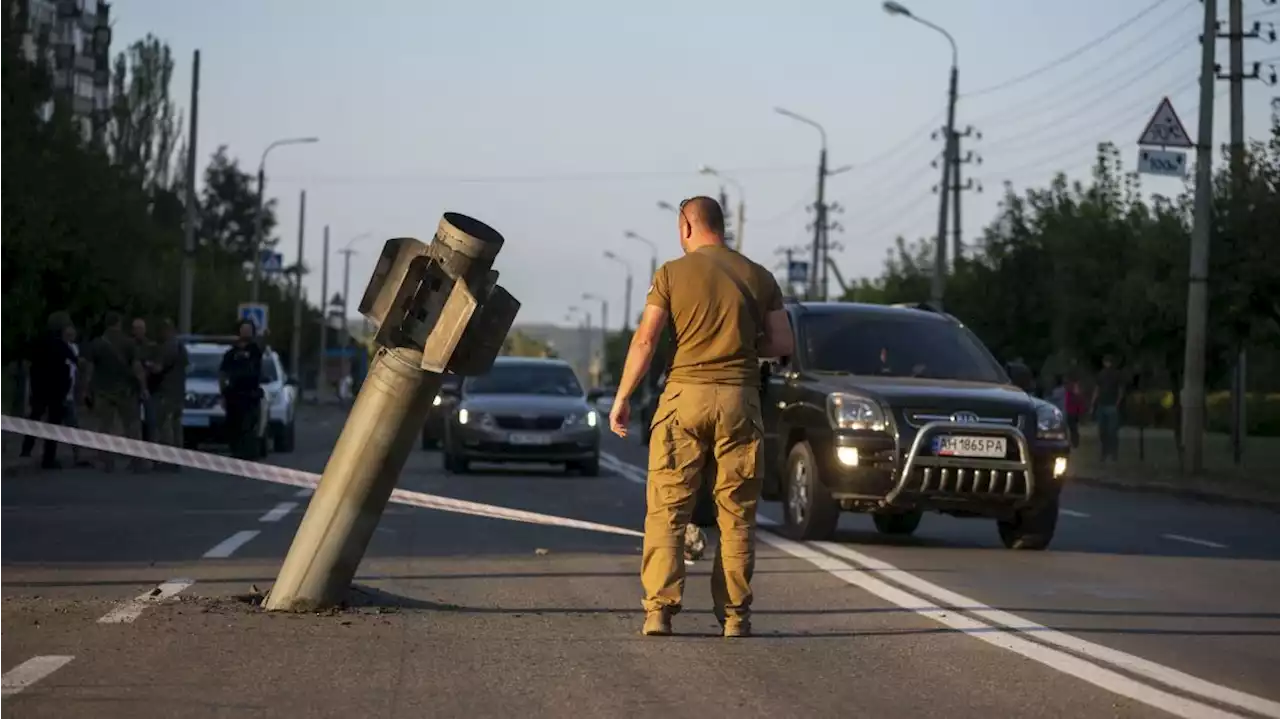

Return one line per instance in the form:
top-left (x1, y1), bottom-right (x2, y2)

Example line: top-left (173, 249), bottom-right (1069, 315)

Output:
top-left (19, 310), bottom-right (188, 471)
top-left (1013, 354), bottom-right (1126, 462)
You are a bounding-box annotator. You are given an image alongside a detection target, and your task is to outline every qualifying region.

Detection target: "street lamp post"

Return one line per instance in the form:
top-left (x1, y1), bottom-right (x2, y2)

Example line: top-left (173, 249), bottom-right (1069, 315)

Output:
top-left (251, 136), bottom-right (320, 304)
top-left (624, 230), bottom-right (658, 281)
top-left (699, 165), bottom-right (746, 252)
top-left (582, 293), bottom-right (608, 385)
top-left (603, 251), bottom-right (634, 331)
top-left (884, 0), bottom-right (958, 309)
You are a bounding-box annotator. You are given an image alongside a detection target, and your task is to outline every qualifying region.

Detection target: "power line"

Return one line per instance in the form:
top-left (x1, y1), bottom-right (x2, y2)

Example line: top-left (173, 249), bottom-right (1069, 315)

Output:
top-left (966, 7), bottom-right (1198, 127)
top-left (269, 164), bottom-right (813, 186)
top-left (964, 0), bottom-right (1182, 98)
top-left (980, 60), bottom-right (1199, 155)
top-left (989, 79), bottom-right (1208, 183)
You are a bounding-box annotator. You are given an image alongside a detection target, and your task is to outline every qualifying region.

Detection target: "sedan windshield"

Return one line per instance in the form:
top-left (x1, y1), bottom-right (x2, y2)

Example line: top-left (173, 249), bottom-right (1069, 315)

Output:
top-left (465, 364), bottom-right (583, 396)
top-left (801, 314), bottom-right (1006, 384)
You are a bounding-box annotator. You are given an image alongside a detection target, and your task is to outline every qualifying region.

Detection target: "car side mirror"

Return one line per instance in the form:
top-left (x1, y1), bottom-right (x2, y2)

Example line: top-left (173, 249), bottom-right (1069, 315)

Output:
top-left (586, 388), bottom-right (605, 403)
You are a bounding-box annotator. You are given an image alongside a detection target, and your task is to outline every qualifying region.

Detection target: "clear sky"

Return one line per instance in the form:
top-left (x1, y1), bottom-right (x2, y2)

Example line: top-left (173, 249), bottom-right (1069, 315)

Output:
top-left (112, 0), bottom-right (1278, 329)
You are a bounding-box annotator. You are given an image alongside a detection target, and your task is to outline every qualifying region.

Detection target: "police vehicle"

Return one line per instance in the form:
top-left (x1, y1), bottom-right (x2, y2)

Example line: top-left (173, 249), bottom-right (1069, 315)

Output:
top-left (180, 336), bottom-right (298, 456)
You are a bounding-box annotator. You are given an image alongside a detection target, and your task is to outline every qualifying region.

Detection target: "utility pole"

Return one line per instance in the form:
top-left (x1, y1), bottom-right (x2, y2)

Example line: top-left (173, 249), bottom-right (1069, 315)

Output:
top-left (813, 148), bottom-right (827, 300)
top-left (290, 190), bottom-right (306, 384)
top-left (932, 65), bottom-right (957, 308)
top-left (718, 186), bottom-right (735, 247)
top-left (1179, 0), bottom-right (1220, 474)
top-left (950, 126), bottom-right (982, 263)
top-left (179, 50), bottom-right (200, 335)
top-left (1216, 0), bottom-right (1274, 465)
top-left (735, 197), bottom-right (746, 253)
top-left (338, 247), bottom-right (356, 391)
top-left (318, 225), bottom-right (330, 400)
top-left (251, 166), bottom-right (267, 304)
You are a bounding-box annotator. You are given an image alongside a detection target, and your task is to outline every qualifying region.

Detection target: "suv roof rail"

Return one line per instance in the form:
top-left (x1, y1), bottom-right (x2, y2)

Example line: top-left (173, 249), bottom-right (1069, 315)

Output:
top-left (179, 334), bottom-right (274, 347)
top-left (888, 302), bottom-right (962, 324)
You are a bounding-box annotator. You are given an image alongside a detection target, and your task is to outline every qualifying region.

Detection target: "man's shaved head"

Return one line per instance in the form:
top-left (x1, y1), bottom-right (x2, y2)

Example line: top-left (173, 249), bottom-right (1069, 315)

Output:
top-left (679, 196), bottom-right (725, 237)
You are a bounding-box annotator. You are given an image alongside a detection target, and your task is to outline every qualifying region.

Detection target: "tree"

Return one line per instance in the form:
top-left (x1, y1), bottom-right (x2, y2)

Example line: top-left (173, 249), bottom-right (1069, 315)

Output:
top-left (106, 34), bottom-right (180, 193)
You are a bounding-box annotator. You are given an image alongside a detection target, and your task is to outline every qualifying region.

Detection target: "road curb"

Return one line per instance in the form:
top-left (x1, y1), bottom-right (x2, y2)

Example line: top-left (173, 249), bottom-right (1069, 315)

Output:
top-left (1070, 473), bottom-right (1280, 512)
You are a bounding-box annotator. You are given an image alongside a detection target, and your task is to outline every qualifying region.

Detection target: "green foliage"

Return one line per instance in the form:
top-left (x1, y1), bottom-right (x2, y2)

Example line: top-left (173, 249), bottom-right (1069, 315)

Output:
top-left (2, 6), bottom-right (323, 375)
top-left (846, 134), bottom-right (1280, 433)
top-left (501, 331), bottom-right (554, 358)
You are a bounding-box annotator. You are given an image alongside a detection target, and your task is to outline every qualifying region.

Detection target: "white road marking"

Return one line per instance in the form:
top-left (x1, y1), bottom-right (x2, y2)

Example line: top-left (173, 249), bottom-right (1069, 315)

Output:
top-left (97, 579), bottom-right (195, 624)
top-left (1060, 508), bottom-right (1091, 518)
top-left (815, 541), bottom-right (1279, 718)
top-left (1162, 533), bottom-right (1227, 550)
top-left (202, 530), bottom-right (261, 559)
top-left (759, 531), bottom-right (1251, 719)
top-left (2, 656), bottom-right (73, 697)
top-left (259, 501), bottom-right (299, 523)
top-left (294, 487), bottom-right (314, 498)
top-left (601, 451), bottom-right (1278, 719)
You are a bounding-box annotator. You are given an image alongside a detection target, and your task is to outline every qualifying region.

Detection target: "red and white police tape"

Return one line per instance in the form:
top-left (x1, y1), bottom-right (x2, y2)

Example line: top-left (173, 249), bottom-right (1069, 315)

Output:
top-left (0, 415), bottom-right (644, 539)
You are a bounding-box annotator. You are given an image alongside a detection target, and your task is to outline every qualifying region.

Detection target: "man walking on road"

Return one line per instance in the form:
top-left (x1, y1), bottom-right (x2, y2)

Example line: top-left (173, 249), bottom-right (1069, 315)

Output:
top-left (1092, 354), bottom-right (1124, 462)
top-left (220, 319), bottom-right (264, 459)
top-left (608, 196), bottom-right (794, 639)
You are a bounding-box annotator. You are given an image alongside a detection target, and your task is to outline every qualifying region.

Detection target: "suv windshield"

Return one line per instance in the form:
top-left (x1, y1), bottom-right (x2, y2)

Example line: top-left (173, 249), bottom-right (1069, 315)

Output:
top-left (801, 313), bottom-right (1005, 384)
top-left (465, 364), bottom-right (583, 396)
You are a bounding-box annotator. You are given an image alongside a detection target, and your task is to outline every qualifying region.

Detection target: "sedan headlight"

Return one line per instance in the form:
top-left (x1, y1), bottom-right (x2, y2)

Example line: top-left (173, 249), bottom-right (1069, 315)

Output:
top-left (827, 393), bottom-right (888, 431)
top-left (458, 409), bottom-right (495, 429)
top-left (1035, 401), bottom-right (1066, 439)
top-left (562, 410), bottom-right (599, 429)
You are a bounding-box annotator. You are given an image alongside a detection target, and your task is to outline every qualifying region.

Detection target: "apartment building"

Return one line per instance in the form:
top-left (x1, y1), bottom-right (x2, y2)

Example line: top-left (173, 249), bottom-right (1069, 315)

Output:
top-left (15, 0), bottom-right (112, 139)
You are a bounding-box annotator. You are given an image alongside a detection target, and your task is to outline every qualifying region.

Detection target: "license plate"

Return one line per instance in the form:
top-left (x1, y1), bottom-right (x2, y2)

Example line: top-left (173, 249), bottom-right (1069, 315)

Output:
top-left (933, 435), bottom-right (1006, 458)
top-left (183, 415), bottom-right (210, 428)
top-left (508, 433), bottom-right (551, 446)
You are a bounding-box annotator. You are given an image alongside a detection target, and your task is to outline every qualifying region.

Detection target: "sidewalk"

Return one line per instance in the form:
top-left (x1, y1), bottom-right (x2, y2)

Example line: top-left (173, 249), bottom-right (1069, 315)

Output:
top-left (1069, 424), bottom-right (1280, 509)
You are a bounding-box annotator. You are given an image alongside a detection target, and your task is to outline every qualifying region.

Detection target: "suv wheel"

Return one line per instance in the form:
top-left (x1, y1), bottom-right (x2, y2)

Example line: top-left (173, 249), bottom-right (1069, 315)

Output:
top-left (997, 495), bottom-right (1059, 550)
top-left (873, 510), bottom-right (923, 536)
top-left (783, 441), bottom-right (839, 541)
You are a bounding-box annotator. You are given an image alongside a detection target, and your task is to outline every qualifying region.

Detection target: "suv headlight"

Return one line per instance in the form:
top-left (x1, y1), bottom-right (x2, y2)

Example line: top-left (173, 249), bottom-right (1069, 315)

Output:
top-left (827, 393), bottom-right (888, 431)
top-left (562, 410), bottom-right (599, 429)
top-left (1035, 402), bottom-right (1066, 438)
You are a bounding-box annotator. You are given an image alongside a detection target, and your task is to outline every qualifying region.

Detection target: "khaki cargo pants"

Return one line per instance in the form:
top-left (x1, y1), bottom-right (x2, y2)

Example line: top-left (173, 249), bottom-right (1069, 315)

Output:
top-left (89, 391), bottom-right (143, 469)
top-left (642, 382), bottom-right (763, 621)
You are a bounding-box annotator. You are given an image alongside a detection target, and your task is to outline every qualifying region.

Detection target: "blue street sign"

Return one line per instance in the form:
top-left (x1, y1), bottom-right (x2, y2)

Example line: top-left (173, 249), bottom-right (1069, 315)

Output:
top-left (237, 302), bottom-right (268, 334)
top-left (260, 251), bottom-right (284, 274)
top-left (787, 260), bottom-right (809, 285)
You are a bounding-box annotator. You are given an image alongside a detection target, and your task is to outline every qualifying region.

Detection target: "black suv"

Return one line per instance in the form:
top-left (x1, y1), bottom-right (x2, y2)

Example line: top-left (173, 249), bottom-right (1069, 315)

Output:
top-left (761, 301), bottom-right (1071, 550)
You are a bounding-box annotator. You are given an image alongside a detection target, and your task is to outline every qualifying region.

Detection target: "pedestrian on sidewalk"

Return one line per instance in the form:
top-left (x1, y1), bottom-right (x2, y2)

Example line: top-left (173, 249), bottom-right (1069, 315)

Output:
top-left (62, 322), bottom-right (91, 467)
top-left (608, 196), bottom-right (795, 639)
top-left (1063, 375), bottom-right (1084, 449)
top-left (19, 311), bottom-right (77, 469)
top-left (132, 317), bottom-right (156, 444)
top-left (1092, 354), bottom-right (1124, 462)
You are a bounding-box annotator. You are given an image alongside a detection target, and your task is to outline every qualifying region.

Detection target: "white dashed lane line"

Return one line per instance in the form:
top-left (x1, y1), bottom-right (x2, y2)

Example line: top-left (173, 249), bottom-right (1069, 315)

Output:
top-left (2, 656), bottom-right (73, 697)
top-left (294, 487), bottom-right (314, 498)
top-left (97, 579), bottom-right (195, 624)
top-left (1161, 533), bottom-right (1228, 550)
top-left (1059, 508), bottom-right (1091, 518)
top-left (202, 530), bottom-right (261, 559)
top-left (259, 501), bottom-right (299, 523)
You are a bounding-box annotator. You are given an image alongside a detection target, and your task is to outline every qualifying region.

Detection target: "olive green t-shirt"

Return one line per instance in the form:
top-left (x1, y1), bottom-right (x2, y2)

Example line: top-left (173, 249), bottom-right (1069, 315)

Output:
top-left (86, 333), bottom-right (140, 396)
top-left (645, 244), bottom-right (783, 387)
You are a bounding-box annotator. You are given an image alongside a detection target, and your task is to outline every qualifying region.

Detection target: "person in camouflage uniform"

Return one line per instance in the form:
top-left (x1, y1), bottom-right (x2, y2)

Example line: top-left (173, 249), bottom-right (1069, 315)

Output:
top-left (84, 312), bottom-right (148, 472)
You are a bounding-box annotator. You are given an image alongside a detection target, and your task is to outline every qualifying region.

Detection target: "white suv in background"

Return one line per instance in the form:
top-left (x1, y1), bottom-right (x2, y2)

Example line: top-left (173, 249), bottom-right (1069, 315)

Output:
top-left (181, 338), bottom-right (298, 456)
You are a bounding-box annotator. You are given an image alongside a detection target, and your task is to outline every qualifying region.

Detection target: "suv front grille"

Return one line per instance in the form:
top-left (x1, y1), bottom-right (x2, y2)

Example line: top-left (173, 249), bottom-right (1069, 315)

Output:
top-left (493, 415), bottom-right (563, 431)
top-left (902, 409), bottom-right (1024, 430)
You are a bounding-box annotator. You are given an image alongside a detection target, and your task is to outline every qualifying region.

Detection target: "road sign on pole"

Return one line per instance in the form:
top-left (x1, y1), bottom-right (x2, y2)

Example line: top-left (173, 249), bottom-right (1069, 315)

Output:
top-left (261, 251), bottom-right (284, 274)
top-left (1138, 97), bottom-right (1194, 148)
top-left (1137, 148), bottom-right (1188, 178)
top-left (787, 260), bottom-right (809, 285)
top-left (238, 302), bottom-right (269, 334)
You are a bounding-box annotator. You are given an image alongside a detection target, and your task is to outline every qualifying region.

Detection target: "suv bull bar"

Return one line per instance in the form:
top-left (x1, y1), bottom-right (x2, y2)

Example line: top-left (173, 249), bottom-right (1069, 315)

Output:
top-left (883, 420), bottom-right (1036, 507)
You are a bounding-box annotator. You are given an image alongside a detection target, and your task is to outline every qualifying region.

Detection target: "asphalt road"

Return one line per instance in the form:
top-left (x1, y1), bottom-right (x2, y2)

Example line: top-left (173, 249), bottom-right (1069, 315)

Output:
top-left (3, 406), bottom-right (1278, 719)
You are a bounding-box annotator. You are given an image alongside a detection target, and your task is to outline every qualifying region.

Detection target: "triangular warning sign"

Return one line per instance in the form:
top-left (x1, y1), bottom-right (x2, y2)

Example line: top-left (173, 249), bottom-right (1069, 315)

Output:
top-left (1138, 97), bottom-right (1193, 148)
